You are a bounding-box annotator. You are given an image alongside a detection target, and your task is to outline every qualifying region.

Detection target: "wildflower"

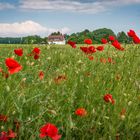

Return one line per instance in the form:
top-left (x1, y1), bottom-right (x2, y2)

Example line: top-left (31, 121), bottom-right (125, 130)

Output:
top-left (109, 36), bottom-right (115, 41)
top-left (88, 55), bottom-right (94, 60)
top-left (0, 130), bottom-right (16, 140)
top-left (75, 108), bottom-right (87, 116)
top-left (127, 29), bottom-right (136, 37)
top-left (88, 46), bottom-right (96, 53)
top-left (127, 29), bottom-right (140, 44)
top-left (101, 38), bottom-right (108, 44)
top-left (0, 114), bottom-right (8, 122)
top-left (0, 67), bottom-right (2, 72)
top-left (112, 40), bottom-right (124, 51)
top-left (14, 48), bottom-right (23, 56)
top-left (80, 46), bottom-right (96, 54)
top-left (39, 71), bottom-right (44, 80)
top-left (67, 40), bottom-right (76, 48)
top-left (108, 57), bottom-right (112, 63)
top-left (96, 46), bottom-right (104, 51)
top-left (103, 94), bottom-right (115, 104)
top-left (39, 123), bottom-right (61, 140)
top-left (84, 39), bottom-right (92, 45)
top-left (34, 54), bottom-right (40, 60)
top-left (80, 47), bottom-right (89, 54)
top-left (5, 58), bottom-right (22, 74)
top-left (133, 35), bottom-right (140, 44)
top-left (8, 130), bottom-right (16, 139)
top-left (0, 132), bottom-right (8, 140)
top-left (32, 47), bottom-right (40, 55)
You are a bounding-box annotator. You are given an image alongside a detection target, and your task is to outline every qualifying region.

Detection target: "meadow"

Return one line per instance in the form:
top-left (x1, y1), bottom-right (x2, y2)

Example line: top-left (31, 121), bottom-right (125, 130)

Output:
top-left (0, 43), bottom-right (140, 140)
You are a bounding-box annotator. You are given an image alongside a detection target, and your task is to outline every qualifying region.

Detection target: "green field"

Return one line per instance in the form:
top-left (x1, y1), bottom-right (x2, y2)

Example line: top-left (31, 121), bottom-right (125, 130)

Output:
top-left (0, 44), bottom-right (140, 140)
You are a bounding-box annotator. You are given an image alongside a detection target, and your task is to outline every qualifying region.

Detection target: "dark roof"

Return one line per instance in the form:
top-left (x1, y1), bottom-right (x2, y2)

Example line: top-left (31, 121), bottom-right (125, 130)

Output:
top-left (48, 35), bottom-right (65, 42)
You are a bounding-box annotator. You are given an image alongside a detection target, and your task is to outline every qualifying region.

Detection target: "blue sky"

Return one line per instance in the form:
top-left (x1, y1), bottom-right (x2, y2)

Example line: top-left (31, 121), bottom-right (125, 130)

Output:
top-left (0, 0), bottom-right (140, 37)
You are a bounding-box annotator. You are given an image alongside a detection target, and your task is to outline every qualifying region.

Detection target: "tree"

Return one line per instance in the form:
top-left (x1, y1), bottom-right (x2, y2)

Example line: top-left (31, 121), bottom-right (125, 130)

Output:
top-left (92, 28), bottom-right (116, 43)
top-left (51, 31), bottom-right (62, 35)
top-left (22, 35), bottom-right (43, 44)
top-left (67, 28), bottom-right (117, 44)
top-left (117, 31), bottom-right (129, 43)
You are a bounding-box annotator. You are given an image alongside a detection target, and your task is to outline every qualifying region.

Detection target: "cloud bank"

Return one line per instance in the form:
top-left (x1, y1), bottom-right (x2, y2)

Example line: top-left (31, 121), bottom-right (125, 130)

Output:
top-left (19, 0), bottom-right (140, 13)
top-left (0, 21), bottom-right (70, 37)
top-left (0, 2), bottom-right (15, 10)
top-left (1, 0), bottom-right (140, 13)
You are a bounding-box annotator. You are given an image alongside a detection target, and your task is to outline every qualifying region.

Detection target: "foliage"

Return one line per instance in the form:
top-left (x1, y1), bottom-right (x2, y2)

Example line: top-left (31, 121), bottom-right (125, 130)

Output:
top-left (0, 35), bottom-right (47, 44)
top-left (0, 28), bottom-right (135, 44)
top-left (117, 31), bottom-right (130, 43)
top-left (68, 28), bottom-right (118, 44)
top-left (51, 31), bottom-right (62, 35)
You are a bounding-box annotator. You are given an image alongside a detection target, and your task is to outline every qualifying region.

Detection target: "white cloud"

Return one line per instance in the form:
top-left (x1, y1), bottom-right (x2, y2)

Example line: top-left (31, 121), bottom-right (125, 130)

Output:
top-left (19, 0), bottom-right (140, 13)
top-left (0, 2), bottom-right (15, 10)
top-left (19, 0), bottom-right (106, 13)
top-left (0, 20), bottom-right (70, 37)
top-left (1, 0), bottom-right (140, 13)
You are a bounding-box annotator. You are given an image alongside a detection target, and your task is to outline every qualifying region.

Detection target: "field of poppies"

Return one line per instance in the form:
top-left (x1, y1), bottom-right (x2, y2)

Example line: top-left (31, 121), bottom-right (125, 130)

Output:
top-left (0, 30), bottom-right (140, 140)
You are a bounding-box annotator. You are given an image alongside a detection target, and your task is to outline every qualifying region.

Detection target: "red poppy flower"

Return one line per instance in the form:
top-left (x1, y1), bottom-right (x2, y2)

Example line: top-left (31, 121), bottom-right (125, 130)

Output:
top-left (34, 54), bottom-right (40, 60)
top-left (39, 71), bottom-right (44, 80)
top-left (5, 58), bottom-right (22, 74)
top-left (109, 36), bottom-right (115, 41)
top-left (88, 55), bottom-right (94, 60)
top-left (0, 67), bottom-right (2, 73)
top-left (108, 57), bottom-right (113, 63)
top-left (0, 130), bottom-right (16, 140)
top-left (101, 38), bottom-right (108, 44)
top-left (0, 132), bottom-right (8, 140)
top-left (84, 39), bottom-right (92, 45)
top-left (80, 47), bottom-right (88, 53)
top-left (32, 47), bottom-right (40, 55)
top-left (14, 48), bottom-right (23, 56)
top-left (7, 130), bottom-right (16, 139)
top-left (133, 35), bottom-right (140, 44)
top-left (112, 40), bottom-right (124, 51)
top-left (40, 123), bottom-right (61, 140)
top-left (80, 46), bottom-right (96, 54)
top-left (103, 94), bottom-right (115, 104)
top-left (0, 114), bottom-right (8, 122)
top-left (127, 29), bottom-right (136, 37)
top-left (67, 40), bottom-right (76, 48)
top-left (75, 108), bottom-right (87, 117)
top-left (96, 46), bottom-right (104, 51)
top-left (88, 46), bottom-right (96, 53)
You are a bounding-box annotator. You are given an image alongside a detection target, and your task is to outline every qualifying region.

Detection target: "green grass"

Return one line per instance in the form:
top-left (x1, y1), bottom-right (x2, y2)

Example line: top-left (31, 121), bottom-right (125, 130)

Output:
top-left (0, 44), bottom-right (140, 140)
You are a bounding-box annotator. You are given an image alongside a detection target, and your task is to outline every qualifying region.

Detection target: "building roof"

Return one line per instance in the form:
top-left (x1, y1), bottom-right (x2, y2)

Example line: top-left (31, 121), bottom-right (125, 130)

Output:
top-left (48, 35), bottom-right (65, 42)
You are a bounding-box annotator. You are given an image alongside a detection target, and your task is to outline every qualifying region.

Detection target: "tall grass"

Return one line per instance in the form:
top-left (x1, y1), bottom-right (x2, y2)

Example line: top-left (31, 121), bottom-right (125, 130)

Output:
top-left (0, 44), bottom-right (140, 140)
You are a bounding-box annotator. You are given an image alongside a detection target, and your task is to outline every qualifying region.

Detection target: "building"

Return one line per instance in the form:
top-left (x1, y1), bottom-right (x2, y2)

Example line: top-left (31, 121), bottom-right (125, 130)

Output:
top-left (48, 34), bottom-right (66, 45)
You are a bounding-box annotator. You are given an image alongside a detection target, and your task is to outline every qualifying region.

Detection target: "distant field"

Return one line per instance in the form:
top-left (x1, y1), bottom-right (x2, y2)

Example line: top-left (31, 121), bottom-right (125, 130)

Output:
top-left (0, 44), bottom-right (140, 140)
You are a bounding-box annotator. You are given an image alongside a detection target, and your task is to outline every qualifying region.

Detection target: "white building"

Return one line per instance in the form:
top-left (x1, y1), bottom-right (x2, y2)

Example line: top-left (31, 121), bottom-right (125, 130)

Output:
top-left (48, 35), bottom-right (66, 45)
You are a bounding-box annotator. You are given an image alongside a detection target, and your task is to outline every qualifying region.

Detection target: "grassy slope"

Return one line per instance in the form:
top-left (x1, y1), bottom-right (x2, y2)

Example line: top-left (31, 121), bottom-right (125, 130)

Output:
top-left (0, 44), bottom-right (140, 140)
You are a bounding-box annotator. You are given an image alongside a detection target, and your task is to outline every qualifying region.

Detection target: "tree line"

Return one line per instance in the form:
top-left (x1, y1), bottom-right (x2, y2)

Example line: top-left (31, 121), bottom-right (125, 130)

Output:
top-left (0, 28), bottom-right (132, 44)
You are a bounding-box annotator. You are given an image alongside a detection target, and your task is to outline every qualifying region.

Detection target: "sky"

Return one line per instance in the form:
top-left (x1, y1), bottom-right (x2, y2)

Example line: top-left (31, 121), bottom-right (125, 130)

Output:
top-left (0, 0), bottom-right (140, 37)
